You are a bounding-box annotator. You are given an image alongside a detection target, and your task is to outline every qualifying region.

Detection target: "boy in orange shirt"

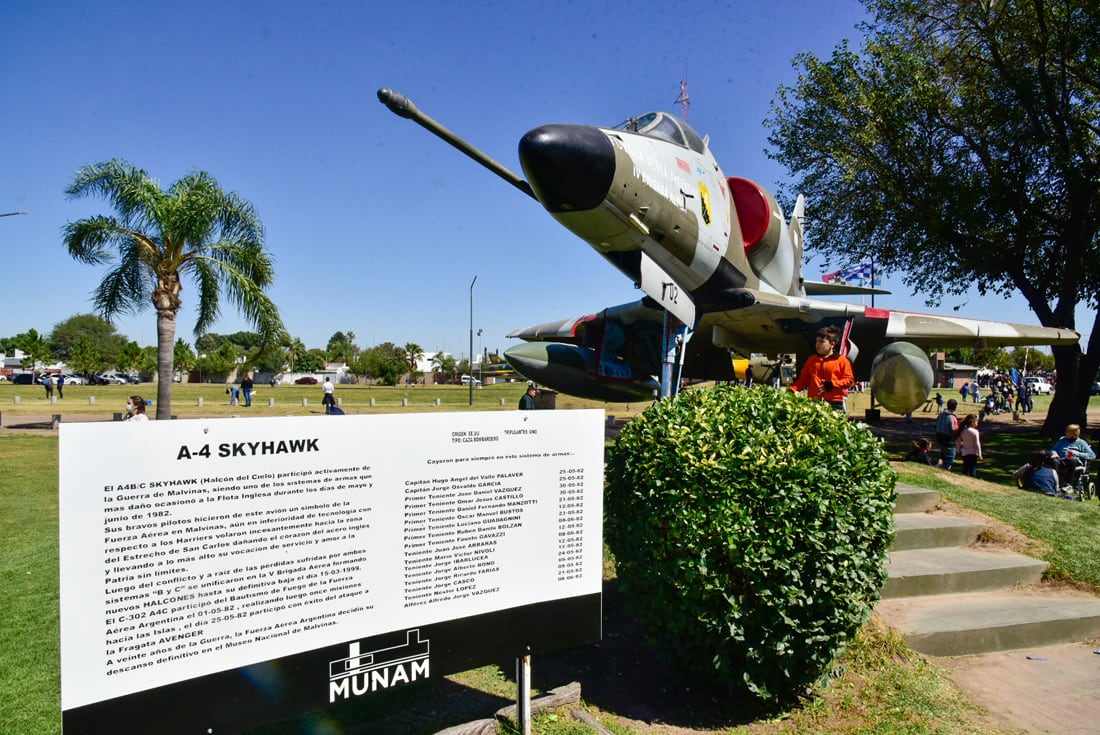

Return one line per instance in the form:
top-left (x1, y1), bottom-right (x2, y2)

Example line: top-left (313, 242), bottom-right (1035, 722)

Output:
top-left (790, 325), bottom-right (855, 411)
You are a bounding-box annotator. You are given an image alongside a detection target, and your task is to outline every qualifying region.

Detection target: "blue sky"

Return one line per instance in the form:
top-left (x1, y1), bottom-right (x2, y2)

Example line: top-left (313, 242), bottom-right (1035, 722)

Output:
top-left (1, 1), bottom-right (1084, 359)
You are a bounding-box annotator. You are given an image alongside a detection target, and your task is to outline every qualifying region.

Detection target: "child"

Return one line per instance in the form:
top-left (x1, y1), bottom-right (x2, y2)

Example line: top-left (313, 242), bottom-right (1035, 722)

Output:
top-left (906, 438), bottom-right (933, 464)
top-left (956, 414), bottom-right (982, 477)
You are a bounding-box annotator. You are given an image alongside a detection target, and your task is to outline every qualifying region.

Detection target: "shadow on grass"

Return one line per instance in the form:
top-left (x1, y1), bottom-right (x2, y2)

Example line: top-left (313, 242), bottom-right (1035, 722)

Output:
top-left (246, 581), bottom-right (768, 734)
top-left (247, 675), bottom-right (514, 734)
top-left (529, 582), bottom-right (769, 730)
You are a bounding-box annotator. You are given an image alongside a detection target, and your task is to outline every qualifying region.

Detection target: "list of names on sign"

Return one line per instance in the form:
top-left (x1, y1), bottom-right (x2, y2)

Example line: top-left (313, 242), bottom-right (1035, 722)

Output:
top-left (60, 410), bottom-right (604, 711)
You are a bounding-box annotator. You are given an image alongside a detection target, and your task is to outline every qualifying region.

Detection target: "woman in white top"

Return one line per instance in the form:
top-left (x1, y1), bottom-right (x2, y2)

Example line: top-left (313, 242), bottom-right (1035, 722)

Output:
top-left (125, 395), bottom-right (150, 421)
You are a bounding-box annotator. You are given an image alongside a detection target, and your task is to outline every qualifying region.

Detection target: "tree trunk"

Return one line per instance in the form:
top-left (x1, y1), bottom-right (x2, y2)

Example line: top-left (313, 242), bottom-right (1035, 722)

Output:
top-left (156, 309), bottom-right (177, 420)
top-left (1042, 311), bottom-right (1100, 439)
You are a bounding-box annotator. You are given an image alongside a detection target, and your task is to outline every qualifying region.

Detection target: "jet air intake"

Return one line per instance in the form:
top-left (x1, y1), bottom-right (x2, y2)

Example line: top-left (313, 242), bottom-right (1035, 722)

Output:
top-left (519, 125), bottom-right (615, 213)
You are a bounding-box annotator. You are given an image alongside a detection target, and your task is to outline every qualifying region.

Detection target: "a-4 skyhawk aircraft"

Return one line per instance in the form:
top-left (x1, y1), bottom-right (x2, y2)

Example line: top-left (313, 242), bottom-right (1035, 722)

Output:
top-left (378, 89), bottom-right (1079, 413)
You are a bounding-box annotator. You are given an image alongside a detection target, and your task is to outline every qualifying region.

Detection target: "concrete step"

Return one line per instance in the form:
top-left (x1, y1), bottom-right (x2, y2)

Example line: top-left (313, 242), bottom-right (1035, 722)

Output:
top-left (894, 483), bottom-right (940, 514)
top-left (892, 513), bottom-right (985, 551)
top-left (875, 589), bottom-right (1100, 656)
top-left (882, 547), bottom-right (1048, 598)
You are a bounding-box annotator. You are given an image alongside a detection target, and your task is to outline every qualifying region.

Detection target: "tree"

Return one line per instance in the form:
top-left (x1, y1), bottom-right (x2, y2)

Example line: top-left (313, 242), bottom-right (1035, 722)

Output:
top-left (69, 335), bottom-right (104, 377)
top-left (48, 313), bottom-right (127, 367)
top-left (13, 329), bottom-right (51, 375)
top-left (326, 331), bottom-right (359, 363)
top-left (431, 352), bottom-right (457, 383)
top-left (195, 342), bottom-right (239, 380)
top-left (404, 342), bottom-right (425, 384)
top-left (195, 333), bottom-right (226, 354)
top-left (174, 339), bottom-right (197, 380)
top-left (767, 0), bottom-right (1100, 435)
top-left (362, 342), bottom-right (407, 385)
top-left (116, 341), bottom-right (143, 374)
top-left (284, 337), bottom-right (306, 373)
top-left (1010, 347), bottom-right (1055, 374)
top-left (64, 160), bottom-right (285, 419)
top-left (251, 343), bottom-right (287, 374)
top-left (137, 345), bottom-right (158, 376)
top-left (294, 350), bottom-right (325, 374)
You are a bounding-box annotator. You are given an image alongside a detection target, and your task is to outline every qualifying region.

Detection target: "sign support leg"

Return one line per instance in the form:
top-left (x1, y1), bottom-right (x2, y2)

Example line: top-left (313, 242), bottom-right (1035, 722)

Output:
top-left (516, 655), bottom-right (532, 735)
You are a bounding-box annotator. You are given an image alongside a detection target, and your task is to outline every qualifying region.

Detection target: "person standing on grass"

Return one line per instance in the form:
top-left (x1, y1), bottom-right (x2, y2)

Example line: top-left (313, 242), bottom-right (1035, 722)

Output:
top-left (956, 414), bottom-right (982, 477)
top-left (935, 398), bottom-right (960, 470)
top-left (241, 372), bottom-right (254, 407)
top-left (322, 377), bottom-right (336, 409)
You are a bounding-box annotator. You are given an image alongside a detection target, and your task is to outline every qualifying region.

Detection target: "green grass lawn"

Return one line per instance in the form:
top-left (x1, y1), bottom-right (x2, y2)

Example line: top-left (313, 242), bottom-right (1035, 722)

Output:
top-left (5, 394), bottom-right (1097, 734)
top-left (0, 381), bottom-right (651, 423)
top-left (0, 435), bottom-right (60, 732)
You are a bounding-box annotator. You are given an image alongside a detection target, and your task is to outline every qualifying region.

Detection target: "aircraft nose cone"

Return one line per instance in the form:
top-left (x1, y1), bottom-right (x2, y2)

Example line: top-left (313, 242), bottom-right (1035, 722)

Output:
top-left (519, 124), bottom-right (614, 213)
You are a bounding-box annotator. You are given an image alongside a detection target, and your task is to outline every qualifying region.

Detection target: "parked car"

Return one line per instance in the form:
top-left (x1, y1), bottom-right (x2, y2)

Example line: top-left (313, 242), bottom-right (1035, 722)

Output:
top-left (1023, 376), bottom-right (1054, 395)
top-left (294, 376), bottom-right (318, 385)
top-left (12, 373), bottom-right (34, 384)
top-left (460, 375), bottom-right (482, 386)
top-left (62, 373), bottom-right (86, 385)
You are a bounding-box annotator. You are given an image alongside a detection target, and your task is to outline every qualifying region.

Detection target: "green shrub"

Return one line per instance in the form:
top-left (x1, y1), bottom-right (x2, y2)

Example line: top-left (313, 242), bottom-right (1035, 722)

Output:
top-left (605, 386), bottom-right (895, 704)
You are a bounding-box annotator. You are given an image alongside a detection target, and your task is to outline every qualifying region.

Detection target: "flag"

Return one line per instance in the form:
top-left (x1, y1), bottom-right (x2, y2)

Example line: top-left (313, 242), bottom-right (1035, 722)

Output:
top-left (822, 260), bottom-right (880, 286)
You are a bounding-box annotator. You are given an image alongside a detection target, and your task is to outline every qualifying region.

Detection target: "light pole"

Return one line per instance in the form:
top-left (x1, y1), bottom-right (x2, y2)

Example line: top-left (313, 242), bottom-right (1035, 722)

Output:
top-left (469, 275), bottom-right (477, 406)
top-left (477, 329), bottom-right (484, 386)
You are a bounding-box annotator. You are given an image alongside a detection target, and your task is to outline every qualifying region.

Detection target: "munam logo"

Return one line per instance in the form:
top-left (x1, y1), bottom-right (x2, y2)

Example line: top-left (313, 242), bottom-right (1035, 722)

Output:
top-left (328, 629), bottom-right (430, 702)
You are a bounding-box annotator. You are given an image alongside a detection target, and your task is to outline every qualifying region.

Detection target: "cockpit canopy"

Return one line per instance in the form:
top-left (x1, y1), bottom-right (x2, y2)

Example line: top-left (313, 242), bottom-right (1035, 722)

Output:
top-left (614, 112), bottom-right (706, 154)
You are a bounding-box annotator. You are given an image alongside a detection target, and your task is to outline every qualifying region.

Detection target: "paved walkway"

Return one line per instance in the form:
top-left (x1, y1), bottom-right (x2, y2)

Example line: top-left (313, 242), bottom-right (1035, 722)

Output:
top-left (937, 641), bottom-right (1100, 734)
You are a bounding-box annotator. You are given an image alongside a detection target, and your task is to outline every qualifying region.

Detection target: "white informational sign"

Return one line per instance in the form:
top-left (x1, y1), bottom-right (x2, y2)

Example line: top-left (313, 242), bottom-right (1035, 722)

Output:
top-left (59, 410), bottom-right (603, 711)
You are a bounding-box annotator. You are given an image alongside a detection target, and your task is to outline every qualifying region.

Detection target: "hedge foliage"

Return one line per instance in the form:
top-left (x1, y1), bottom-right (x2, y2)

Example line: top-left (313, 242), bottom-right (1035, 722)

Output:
top-left (604, 386), bottom-right (895, 703)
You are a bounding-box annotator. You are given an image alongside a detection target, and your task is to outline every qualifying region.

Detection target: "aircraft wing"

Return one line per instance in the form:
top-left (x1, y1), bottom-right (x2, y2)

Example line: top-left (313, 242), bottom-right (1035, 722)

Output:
top-left (505, 290), bottom-right (1079, 403)
top-left (803, 281), bottom-right (891, 297)
top-left (701, 291), bottom-right (1080, 358)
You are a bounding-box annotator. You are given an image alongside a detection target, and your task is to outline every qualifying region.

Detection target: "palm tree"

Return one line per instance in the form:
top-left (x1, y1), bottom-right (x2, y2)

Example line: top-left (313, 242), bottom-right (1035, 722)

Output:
top-left (285, 336), bottom-right (307, 372)
top-left (404, 342), bottom-right (424, 385)
top-left (64, 160), bottom-right (284, 419)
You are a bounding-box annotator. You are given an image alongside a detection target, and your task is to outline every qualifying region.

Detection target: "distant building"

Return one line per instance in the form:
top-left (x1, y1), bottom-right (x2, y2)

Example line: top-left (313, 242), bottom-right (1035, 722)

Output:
top-left (931, 353), bottom-right (979, 388)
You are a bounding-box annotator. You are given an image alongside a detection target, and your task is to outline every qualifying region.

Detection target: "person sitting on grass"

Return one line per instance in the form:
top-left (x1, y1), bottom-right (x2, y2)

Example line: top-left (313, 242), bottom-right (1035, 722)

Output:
top-left (1014, 451), bottom-right (1059, 496)
top-left (906, 438), bottom-right (933, 465)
